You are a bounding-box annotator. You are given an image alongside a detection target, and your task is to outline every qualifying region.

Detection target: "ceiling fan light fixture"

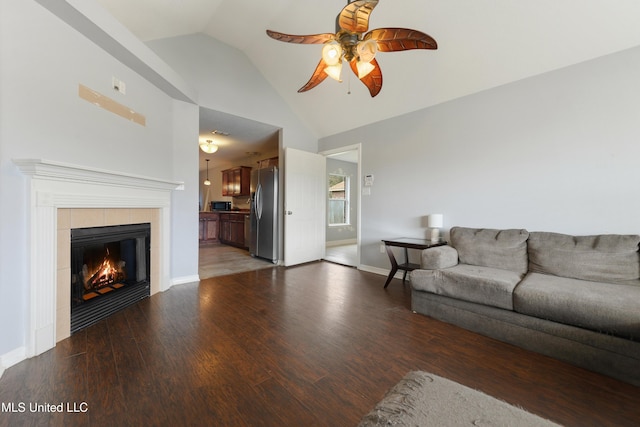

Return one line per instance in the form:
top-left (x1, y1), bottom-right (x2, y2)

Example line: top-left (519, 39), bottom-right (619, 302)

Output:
top-left (356, 60), bottom-right (375, 78)
top-left (266, 0), bottom-right (437, 97)
top-left (324, 63), bottom-right (343, 82)
top-left (322, 41), bottom-right (343, 66)
top-left (200, 139), bottom-right (219, 154)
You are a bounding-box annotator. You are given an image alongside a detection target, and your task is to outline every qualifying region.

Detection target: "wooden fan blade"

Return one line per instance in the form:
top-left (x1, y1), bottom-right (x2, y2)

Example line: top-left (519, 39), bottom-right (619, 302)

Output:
top-left (298, 58), bottom-right (330, 93)
top-left (338, 0), bottom-right (379, 33)
top-left (349, 58), bottom-right (383, 97)
top-left (266, 30), bottom-right (335, 44)
top-left (365, 28), bottom-right (438, 52)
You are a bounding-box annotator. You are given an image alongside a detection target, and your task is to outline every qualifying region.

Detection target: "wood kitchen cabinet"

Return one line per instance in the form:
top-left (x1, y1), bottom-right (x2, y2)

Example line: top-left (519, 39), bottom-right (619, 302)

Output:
top-left (199, 212), bottom-right (220, 244)
top-left (219, 212), bottom-right (248, 248)
top-left (221, 166), bottom-right (252, 197)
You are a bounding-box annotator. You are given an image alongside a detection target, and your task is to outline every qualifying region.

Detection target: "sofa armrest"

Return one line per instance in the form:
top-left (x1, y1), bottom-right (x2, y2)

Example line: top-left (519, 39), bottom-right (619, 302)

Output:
top-left (421, 245), bottom-right (459, 269)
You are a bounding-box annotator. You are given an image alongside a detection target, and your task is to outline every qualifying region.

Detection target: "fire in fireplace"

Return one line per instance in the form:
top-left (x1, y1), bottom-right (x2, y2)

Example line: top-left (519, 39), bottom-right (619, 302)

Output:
top-left (81, 245), bottom-right (127, 292)
top-left (70, 223), bottom-right (151, 333)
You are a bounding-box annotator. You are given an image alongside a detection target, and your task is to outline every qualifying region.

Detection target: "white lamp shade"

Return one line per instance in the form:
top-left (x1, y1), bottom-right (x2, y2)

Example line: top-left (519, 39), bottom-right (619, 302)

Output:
top-left (428, 214), bottom-right (444, 228)
top-left (356, 60), bottom-right (375, 78)
top-left (324, 63), bottom-right (343, 82)
top-left (356, 39), bottom-right (377, 63)
top-left (322, 42), bottom-right (343, 66)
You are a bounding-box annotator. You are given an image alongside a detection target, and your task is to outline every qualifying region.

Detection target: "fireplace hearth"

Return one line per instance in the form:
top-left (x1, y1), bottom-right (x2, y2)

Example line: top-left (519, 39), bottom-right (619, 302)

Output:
top-left (70, 223), bottom-right (151, 333)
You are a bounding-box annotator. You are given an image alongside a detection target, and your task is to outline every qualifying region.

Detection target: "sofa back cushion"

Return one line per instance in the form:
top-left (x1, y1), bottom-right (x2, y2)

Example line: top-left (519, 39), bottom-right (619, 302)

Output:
top-left (450, 227), bottom-right (529, 275)
top-left (528, 232), bottom-right (640, 284)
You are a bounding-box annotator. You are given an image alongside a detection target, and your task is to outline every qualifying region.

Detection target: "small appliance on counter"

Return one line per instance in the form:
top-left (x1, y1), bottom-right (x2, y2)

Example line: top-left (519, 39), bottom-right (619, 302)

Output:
top-left (210, 201), bottom-right (232, 211)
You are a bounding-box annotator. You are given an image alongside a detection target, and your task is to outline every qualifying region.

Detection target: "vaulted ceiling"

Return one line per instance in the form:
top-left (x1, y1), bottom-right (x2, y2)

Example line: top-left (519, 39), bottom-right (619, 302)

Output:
top-left (96, 0), bottom-right (640, 141)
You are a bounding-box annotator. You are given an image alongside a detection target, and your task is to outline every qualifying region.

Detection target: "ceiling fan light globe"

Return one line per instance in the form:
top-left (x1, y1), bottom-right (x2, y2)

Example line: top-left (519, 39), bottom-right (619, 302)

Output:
top-left (356, 60), bottom-right (375, 78)
top-left (324, 63), bottom-right (343, 82)
top-left (356, 39), bottom-right (377, 63)
top-left (322, 42), bottom-right (343, 66)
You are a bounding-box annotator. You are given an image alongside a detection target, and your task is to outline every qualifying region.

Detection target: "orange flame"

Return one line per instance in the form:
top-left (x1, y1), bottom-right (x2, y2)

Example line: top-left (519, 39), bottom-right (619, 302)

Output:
top-left (85, 248), bottom-right (126, 289)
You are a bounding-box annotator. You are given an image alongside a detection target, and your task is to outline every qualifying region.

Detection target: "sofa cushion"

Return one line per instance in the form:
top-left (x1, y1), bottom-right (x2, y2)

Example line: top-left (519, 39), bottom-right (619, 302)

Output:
top-left (411, 264), bottom-right (524, 310)
top-left (450, 227), bottom-right (529, 275)
top-left (514, 272), bottom-right (640, 340)
top-left (528, 232), bottom-right (640, 284)
top-left (420, 245), bottom-right (459, 270)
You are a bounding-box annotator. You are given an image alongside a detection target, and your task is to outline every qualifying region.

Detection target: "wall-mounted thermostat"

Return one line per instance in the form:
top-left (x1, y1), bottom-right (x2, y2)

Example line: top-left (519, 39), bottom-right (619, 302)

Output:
top-left (364, 174), bottom-right (374, 186)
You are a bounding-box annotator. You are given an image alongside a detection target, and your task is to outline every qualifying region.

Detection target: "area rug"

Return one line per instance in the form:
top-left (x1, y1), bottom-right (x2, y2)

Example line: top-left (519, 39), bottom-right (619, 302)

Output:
top-left (358, 371), bottom-right (561, 427)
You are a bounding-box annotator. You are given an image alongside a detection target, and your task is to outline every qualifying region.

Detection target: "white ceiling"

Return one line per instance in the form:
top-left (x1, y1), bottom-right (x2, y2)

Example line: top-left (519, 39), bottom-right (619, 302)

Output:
top-left (95, 0), bottom-right (640, 167)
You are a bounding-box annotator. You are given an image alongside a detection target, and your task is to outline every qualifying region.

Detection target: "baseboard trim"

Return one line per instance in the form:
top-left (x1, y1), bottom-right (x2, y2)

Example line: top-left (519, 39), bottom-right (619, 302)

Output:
top-left (359, 264), bottom-right (408, 281)
top-left (326, 239), bottom-right (357, 247)
top-left (1, 346), bottom-right (27, 378)
top-left (170, 275), bottom-right (200, 287)
top-left (359, 264), bottom-right (387, 276)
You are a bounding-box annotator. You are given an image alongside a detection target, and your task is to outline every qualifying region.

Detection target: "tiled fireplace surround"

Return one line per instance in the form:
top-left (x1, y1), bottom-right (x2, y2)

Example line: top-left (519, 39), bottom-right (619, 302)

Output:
top-left (14, 159), bottom-right (182, 358)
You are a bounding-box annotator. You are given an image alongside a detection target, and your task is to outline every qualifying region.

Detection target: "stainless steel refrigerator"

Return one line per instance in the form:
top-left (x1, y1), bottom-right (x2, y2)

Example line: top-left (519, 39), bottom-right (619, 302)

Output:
top-left (249, 166), bottom-right (279, 263)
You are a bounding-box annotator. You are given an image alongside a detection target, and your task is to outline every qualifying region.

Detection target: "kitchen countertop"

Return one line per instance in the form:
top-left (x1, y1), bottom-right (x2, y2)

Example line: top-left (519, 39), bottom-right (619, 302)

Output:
top-left (200, 210), bottom-right (250, 214)
top-left (222, 210), bottom-right (250, 214)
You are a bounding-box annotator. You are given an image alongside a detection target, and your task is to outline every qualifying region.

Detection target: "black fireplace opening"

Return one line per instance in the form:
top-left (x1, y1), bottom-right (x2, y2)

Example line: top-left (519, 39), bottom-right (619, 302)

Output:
top-left (70, 223), bottom-right (151, 334)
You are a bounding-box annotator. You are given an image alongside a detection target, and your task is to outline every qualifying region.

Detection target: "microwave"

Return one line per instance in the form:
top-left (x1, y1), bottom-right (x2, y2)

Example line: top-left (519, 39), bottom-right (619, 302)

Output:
top-left (211, 201), bottom-right (231, 211)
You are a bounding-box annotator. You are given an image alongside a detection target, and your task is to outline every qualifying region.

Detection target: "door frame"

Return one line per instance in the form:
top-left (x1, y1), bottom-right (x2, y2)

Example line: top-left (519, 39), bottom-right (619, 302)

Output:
top-left (320, 143), bottom-right (362, 268)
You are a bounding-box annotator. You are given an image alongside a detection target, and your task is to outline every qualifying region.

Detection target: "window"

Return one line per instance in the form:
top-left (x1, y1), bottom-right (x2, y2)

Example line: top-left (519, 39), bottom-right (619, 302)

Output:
top-left (328, 174), bottom-right (350, 226)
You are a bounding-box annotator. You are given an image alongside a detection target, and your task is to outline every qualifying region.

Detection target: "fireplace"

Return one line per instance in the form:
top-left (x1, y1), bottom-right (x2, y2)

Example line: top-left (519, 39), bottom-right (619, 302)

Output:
top-left (14, 158), bottom-right (181, 357)
top-left (70, 223), bottom-right (151, 333)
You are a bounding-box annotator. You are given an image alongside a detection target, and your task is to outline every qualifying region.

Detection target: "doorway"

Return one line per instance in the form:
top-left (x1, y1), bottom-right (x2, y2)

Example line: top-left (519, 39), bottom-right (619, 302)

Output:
top-left (322, 145), bottom-right (361, 267)
top-left (198, 107), bottom-right (281, 278)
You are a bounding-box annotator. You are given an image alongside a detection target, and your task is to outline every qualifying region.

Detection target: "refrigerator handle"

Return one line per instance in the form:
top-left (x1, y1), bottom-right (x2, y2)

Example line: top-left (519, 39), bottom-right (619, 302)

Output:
top-left (256, 184), bottom-right (263, 220)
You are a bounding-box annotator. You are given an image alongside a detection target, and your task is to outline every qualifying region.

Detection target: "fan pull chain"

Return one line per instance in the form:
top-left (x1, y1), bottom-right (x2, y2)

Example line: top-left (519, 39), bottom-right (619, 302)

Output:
top-left (347, 69), bottom-right (351, 95)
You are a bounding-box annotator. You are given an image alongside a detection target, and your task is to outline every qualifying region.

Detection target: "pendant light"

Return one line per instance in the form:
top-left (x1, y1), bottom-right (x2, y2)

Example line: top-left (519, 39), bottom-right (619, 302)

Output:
top-left (204, 159), bottom-right (211, 186)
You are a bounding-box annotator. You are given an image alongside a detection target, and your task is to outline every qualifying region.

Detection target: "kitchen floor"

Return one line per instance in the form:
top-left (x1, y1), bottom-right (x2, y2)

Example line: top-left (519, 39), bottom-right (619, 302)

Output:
top-left (198, 243), bottom-right (276, 279)
top-left (200, 243), bottom-right (358, 278)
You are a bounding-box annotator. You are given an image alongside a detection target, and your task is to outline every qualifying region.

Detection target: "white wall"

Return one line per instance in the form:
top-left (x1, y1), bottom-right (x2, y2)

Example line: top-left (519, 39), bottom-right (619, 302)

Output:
top-left (170, 100), bottom-right (200, 283)
top-left (0, 0), bottom-right (198, 356)
top-left (319, 46), bottom-right (640, 270)
top-left (146, 34), bottom-right (318, 154)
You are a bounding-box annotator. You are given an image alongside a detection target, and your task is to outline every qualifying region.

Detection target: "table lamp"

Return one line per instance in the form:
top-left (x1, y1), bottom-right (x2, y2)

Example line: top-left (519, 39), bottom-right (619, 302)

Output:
top-left (428, 214), bottom-right (444, 242)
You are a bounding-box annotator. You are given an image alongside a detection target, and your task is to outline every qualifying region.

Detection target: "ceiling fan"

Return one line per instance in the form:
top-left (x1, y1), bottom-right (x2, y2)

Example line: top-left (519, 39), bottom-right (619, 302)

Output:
top-left (266, 0), bottom-right (437, 97)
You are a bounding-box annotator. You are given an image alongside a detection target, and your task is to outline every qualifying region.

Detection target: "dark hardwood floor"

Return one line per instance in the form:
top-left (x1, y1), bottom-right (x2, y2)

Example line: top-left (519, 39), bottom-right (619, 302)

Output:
top-left (1, 262), bottom-right (639, 426)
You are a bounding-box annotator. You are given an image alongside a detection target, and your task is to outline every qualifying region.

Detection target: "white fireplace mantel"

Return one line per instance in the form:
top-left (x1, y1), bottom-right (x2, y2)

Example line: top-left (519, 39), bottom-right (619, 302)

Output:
top-left (13, 159), bottom-right (183, 357)
top-left (14, 158), bottom-right (184, 192)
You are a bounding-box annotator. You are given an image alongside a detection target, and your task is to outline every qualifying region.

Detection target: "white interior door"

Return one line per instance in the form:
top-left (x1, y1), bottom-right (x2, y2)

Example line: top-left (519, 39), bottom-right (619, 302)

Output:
top-left (284, 147), bottom-right (326, 266)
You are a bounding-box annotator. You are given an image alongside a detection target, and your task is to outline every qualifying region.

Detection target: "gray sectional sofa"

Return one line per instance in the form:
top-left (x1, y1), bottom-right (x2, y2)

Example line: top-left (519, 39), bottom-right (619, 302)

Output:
top-left (410, 227), bottom-right (640, 387)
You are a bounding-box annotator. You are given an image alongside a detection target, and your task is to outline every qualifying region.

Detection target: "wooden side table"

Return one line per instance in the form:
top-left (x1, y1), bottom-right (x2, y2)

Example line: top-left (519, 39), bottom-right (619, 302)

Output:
top-left (381, 238), bottom-right (447, 288)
